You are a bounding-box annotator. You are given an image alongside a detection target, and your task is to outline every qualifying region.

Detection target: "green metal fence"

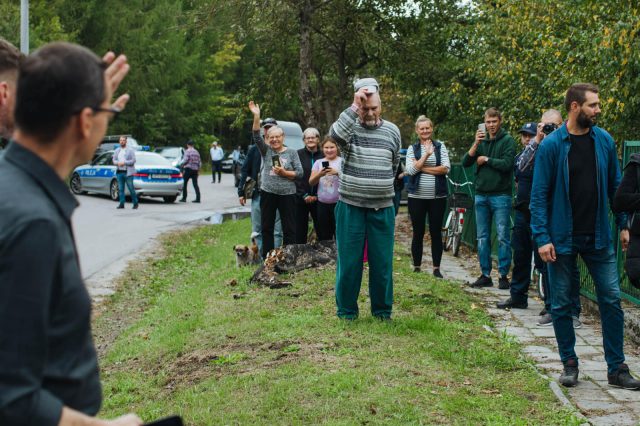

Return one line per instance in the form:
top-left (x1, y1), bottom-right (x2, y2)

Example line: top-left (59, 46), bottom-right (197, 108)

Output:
top-left (448, 142), bottom-right (640, 306)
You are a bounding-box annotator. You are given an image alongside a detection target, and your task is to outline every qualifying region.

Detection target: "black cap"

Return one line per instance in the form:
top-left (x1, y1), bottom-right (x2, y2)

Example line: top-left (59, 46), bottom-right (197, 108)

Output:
top-left (187, 140), bottom-right (194, 146)
top-left (518, 122), bottom-right (537, 136)
top-left (261, 117), bottom-right (277, 128)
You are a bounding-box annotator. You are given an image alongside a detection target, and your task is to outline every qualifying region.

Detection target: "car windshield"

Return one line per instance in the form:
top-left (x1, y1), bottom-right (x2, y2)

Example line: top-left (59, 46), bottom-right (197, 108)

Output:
top-left (137, 153), bottom-right (172, 166)
top-left (156, 147), bottom-right (182, 157)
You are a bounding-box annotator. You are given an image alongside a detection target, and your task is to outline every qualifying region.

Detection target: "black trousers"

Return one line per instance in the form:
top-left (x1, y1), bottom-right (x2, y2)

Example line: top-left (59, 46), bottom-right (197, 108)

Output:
top-left (211, 160), bottom-right (222, 182)
top-left (316, 201), bottom-right (337, 241)
top-left (294, 196), bottom-right (319, 243)
top-left (182, 168), bottom-right (200, 201)
top-left (408, 197), bottom-right (446, 268)
top-left (260, 191), bottom-right (296, 258)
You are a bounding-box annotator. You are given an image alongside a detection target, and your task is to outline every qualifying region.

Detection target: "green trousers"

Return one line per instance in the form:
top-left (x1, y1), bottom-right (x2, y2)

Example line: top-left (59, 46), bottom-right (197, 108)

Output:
top-left (335, 201), bottom-right (395, 319)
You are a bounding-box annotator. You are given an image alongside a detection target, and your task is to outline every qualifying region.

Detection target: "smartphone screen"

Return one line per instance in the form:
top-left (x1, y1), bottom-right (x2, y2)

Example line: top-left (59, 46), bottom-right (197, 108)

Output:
top-left (322, 161), bottom-right (329, 168)
top-left (272, 155), bottom-right (281, 168)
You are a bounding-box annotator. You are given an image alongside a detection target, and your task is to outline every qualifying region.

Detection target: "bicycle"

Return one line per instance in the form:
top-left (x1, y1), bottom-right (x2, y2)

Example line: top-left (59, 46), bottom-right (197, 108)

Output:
top-left (442, 177), bottom-right (474, 257)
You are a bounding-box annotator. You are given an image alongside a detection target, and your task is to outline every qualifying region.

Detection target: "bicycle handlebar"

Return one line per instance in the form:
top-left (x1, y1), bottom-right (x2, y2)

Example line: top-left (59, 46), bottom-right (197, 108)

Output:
top-left (446, 176), bottom-right (473, 187)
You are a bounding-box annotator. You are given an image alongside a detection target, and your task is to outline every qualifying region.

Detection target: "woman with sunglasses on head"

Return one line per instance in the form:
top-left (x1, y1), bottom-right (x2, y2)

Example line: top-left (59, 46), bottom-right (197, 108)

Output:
top-left (248, 101), bottom-right (303, 259)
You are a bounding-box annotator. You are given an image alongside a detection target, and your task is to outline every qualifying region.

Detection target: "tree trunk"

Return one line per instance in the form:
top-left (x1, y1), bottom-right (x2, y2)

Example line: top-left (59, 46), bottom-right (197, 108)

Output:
top-left (298, 0), bottom-right (318, 127)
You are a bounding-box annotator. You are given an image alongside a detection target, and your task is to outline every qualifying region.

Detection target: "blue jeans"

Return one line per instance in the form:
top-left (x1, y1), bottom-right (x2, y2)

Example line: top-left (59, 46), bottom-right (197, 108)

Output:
top-left (116, 172), bottom-right (138, 206)
top-left (474, 194), bottom-right (511, 277)
top-left (251, 192), bottom-right (282, 256)
top-left (510, 211), bottom-right (581, 316)
top-left (547, 235), bottom-right (624, 373)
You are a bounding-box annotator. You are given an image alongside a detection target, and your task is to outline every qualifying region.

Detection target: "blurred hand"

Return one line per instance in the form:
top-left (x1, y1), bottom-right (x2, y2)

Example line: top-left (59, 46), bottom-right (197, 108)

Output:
top-left (248, 101), bottom-right (260, 117)
top-left (104, 413), bottom-right (143, 426)
top-left (539, 243), bottom-right (556, 262)
top-left (272, 166), bottom-right (285, 176)
top-left (535, 123), bottom-right (545, 144)
top-left (239, 196), bottom-right (246, 206)
top-left (476, 156), bottom-right (489, 166)
top-left (304, 196), bottom-right (317, 204)
top-left (621, 229), bottom-right (630, 251)
top-left (475, 129), bottom-right (485, 145)
top-left (102, 52), bottom-right (130, 112)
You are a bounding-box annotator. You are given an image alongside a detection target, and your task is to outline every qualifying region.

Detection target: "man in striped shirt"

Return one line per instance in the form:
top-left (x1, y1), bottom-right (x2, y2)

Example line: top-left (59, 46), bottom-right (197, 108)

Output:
top-left (330, 77), bottom-right (401, 320)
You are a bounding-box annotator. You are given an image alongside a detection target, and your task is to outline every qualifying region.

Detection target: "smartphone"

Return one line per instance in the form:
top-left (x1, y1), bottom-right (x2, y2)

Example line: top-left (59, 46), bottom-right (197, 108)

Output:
top-left (478, 123), bottom-right (486, 134)
top-left (272, 154), bottom-right (281, 168)
top-left (322, 161), bottom-right (329, 169)
top-left (144, 416), bottom-right (184, 426)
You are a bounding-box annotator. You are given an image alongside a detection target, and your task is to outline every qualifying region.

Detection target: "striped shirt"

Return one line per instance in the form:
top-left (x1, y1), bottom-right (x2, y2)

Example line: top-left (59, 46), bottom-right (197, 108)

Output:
top-left (330, 107), bottom-right (401, 208)
top-left (405, 142), bottom-right (450, 199)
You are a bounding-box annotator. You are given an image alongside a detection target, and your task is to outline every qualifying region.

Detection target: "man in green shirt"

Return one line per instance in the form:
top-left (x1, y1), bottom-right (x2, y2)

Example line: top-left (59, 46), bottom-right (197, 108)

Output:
top-left (462, 107), bottom-right (515, 290)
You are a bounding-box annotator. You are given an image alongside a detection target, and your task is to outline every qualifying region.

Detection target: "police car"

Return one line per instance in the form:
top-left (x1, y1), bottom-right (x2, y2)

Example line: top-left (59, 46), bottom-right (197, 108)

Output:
top-left (70, 151), bottom-right (183, 203)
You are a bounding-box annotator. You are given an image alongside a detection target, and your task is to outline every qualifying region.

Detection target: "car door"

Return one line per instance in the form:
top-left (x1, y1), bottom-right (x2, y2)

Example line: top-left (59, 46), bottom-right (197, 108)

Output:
top-left (77, 153), bottom-right (107, 190)
top-left (93, 152), bottom-right (117, 195)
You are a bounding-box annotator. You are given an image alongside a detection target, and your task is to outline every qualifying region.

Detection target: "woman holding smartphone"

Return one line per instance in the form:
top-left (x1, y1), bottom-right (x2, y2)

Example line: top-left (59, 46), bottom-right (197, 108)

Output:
top-left (405, 116), bottom-right (450, 277)
top-left (249, 101), bottom-right (303, 258)
top-left (309, 136), bottom-right (342, 240)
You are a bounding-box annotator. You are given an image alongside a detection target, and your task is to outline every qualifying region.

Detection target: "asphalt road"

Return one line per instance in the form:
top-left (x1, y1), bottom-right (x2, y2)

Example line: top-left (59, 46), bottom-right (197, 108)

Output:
top-left (72, 172), bottom-right (246, 299)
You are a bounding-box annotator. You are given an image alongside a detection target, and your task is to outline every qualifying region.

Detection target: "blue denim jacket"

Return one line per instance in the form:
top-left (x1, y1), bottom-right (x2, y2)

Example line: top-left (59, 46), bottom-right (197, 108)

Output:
top-left (530, 123), bottom-right (626, 254)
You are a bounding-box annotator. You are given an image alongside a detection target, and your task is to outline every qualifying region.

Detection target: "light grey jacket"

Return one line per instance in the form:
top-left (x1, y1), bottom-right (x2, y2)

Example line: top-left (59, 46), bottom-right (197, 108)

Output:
top-left (112, 147), bottom-right (137, 176)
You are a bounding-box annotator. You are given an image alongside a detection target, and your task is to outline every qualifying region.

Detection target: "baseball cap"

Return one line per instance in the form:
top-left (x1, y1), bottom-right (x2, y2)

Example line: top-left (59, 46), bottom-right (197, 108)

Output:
top-left (518, 122), bottom-right (537, 136)
top-left (353, 77), bottom-right (379, 93)
top-left (261, 117), bottom-right (278, 128)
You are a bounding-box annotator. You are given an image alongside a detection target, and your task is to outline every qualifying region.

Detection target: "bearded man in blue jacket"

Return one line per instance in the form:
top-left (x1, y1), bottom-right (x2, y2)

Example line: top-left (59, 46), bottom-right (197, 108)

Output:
top-left (530, 82), bottom-right (639, 389)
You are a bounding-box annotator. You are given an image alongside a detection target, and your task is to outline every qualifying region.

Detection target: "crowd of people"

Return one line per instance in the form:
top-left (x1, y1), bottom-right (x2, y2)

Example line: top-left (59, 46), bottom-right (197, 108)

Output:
top-left (1, 35), bottom-right (640, 425)
top-left (237, 79), bottom-right (640, 392)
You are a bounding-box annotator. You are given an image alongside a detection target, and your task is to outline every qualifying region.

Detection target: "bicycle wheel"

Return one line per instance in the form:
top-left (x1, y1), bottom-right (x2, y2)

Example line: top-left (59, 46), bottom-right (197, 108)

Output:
top-left (444, 212), bottom-right (455, 251)
top-left (452, 213), bottom-right (462, 257)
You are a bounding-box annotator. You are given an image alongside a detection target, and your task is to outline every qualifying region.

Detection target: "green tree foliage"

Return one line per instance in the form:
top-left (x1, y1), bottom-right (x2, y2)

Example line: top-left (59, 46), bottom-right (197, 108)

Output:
top-left (4, 0), bottom-right (640, 155)
top-left (443, 0), bottom-right (640, 155)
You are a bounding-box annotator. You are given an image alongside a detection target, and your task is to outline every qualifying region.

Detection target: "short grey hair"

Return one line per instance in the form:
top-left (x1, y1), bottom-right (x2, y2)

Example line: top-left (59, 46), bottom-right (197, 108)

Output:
top-left (266, 125), bottom-right (284, 138)
top-left (303, 127), bottom-right (320, 139)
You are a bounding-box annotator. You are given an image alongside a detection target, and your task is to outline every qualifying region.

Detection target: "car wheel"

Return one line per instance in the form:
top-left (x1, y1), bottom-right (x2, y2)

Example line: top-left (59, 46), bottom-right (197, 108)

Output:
top-left (163, 195), bottom-right (177, 203)
top-left (69, 173), bottom-right (86, 195)
top-left (110, 179), bottom-right (119, 201)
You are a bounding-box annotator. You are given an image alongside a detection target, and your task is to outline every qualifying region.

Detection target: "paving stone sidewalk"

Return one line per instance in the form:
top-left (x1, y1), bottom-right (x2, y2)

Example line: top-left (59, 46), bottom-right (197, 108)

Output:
top-left (438, 250), bottom-right (640, 426)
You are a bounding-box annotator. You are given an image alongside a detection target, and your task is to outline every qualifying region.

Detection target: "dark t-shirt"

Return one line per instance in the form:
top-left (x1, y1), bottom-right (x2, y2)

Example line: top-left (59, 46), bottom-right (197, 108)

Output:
top-left (568, 132), bottom-right (597, 235)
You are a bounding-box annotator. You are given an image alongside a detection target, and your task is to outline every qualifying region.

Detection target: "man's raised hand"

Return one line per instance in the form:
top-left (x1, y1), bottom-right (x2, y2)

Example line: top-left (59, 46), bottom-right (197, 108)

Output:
top-left (102, 52), bottom-right (130, 112)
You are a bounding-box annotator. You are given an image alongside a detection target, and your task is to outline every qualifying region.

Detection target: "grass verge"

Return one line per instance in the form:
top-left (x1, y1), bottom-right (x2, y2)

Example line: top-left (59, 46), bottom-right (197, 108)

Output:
top-left (94, 218), bottom-right (580, 425)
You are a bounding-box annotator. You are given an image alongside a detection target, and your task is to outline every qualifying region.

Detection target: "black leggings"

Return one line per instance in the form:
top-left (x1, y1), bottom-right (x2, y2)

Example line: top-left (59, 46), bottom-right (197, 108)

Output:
top-left (316, 201), bottom-right (336, 240)
top-left (408, 197), bottom-right (446, 268)
top-left (260, 191), bottom-right (296, 258)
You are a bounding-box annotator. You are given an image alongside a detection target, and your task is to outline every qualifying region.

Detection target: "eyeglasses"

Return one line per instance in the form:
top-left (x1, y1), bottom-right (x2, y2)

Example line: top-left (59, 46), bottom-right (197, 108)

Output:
top-left (91, 106), bottom-right (121, 123)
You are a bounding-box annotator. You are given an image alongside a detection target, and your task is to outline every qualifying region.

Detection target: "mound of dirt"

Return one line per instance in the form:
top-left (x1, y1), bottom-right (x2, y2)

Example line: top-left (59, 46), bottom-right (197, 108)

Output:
top-left (251, 240), bottom-right (337, 285)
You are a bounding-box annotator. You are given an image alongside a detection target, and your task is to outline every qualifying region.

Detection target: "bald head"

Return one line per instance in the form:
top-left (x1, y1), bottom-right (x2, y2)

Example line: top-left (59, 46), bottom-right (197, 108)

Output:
top-left (541, 109), bottom-right (563, 126)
